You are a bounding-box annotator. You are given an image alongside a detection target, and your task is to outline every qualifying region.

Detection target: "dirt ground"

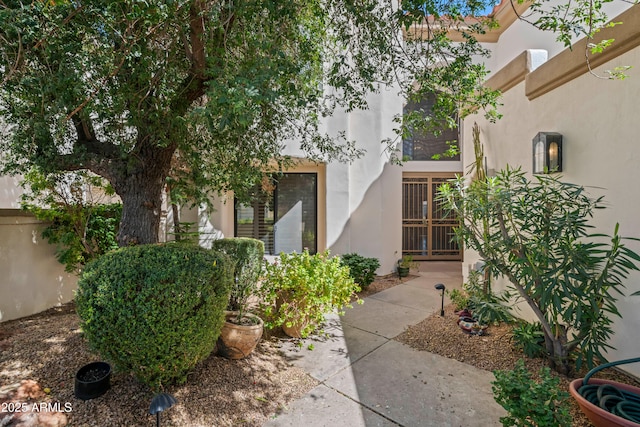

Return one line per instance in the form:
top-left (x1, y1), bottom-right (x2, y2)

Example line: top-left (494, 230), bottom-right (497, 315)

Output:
top-left (2, 274), bottom-right (638, 426)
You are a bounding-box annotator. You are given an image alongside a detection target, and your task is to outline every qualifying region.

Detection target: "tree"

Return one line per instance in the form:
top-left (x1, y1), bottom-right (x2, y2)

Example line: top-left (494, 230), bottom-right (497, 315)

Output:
top-left (439, 167), bottom-right (640, 374)
top-left (0, 0), bottom-right (621, 246)
top-left (0, 0), bottom-right (503, 246)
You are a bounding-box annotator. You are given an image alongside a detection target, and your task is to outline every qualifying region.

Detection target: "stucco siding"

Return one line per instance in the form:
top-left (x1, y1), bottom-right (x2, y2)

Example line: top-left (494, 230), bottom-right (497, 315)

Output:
top-left (0, 212), bottom-right (77, 322)
top-left (463, 21), bottom-right (640, 374)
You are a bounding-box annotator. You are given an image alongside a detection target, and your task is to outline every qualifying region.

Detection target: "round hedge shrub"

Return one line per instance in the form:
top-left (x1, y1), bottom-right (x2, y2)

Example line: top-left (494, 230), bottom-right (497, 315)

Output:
top-left (76, 244), bottom-right (232, 389)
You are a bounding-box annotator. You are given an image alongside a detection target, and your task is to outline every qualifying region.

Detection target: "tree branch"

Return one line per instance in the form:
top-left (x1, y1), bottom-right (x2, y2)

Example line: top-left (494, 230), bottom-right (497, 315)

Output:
top-left (189, 0), bottom-right (207, 79)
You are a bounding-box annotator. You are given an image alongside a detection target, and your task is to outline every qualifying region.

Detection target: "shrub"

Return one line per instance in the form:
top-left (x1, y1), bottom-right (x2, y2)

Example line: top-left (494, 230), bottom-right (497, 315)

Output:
top-left (211, 237), bottom-right (264, 320)
top-left (260, 250), bottom-right (361, 338)
top-left (464, 270), bottom-right (514, 325)
top-left (447, 288), bottom-right (469, 311)
top-left (76, 244), bottom-right (232, 389)
top-left (511, 321), bottom-right (546, 358)
top-left (340, 253), bottom-right (380, 289)
top-left (21, 170), bottom-right (121, 272)
top-left (492, 359), bottom-right (571, 427)
top-left (440, 167), bottom-right (640, 374)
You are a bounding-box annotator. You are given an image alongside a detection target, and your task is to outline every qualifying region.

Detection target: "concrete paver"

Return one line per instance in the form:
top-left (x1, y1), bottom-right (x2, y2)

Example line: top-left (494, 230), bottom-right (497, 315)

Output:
top-left (325, 340), bottom-right (502, 427)
top-left (265, 262), bottom-right (507, 427)
top-left (340, 297), bottom-right (427, 339)
top-left (265, 384), bottom-right (397, 427)
top-left (279, 314), bottom-right (387, 381)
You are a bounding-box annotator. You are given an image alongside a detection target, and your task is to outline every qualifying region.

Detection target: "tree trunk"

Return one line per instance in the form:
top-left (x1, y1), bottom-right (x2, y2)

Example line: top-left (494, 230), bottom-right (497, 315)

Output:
top-left (113, 143), bottom-right (176, 246)
top-left (117, 180), bottom-right (165, 246)
top-left (544, 331), bottom-right (571, 376)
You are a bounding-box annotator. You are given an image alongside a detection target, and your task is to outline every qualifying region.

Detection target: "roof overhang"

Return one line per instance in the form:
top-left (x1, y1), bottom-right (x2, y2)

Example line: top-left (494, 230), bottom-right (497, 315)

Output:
top-left (403, 0), bottom-right (531, 43)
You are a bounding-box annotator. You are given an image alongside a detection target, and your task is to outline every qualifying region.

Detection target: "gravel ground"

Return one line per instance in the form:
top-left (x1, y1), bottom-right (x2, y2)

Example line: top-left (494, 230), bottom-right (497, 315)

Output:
top-left (0, 303), bottom-right (316, 427)
top-left (0, 275), bottom-right (409, 427)
top-left (3, 273), bottom-right (636, 426)
top-left (396, 303), bottom-right (640, 427)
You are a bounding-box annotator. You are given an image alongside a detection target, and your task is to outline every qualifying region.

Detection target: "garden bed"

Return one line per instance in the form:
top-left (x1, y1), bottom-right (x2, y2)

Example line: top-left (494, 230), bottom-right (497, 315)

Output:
top-left (3, 273), bottom-right (632, 426)
top-left (0, 303), bottom-right (316, 427)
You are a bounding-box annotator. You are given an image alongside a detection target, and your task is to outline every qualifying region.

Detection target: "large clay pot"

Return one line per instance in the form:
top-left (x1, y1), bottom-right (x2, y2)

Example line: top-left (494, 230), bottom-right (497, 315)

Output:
top-left (281, 318), bottom-right (312, 338)
top-left (217, 311), bottom-right (263, 359)
top-left (569, 378), bottom-right (640, 427)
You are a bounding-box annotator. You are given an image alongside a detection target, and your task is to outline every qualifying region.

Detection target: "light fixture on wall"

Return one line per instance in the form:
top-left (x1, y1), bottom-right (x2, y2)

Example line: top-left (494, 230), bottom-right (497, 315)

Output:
top-left (532, 132), bottom-right (563, 174)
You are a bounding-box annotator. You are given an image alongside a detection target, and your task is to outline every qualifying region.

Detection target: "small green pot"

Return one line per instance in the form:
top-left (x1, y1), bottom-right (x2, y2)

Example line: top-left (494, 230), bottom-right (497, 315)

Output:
top-left (397, 266), bottom-right (410, 278)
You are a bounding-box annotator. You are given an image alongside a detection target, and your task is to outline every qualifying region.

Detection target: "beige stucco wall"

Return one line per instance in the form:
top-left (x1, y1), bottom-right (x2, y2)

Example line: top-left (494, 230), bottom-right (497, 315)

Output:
top-left (463, 12), bottom-right (640, 374)
top-left (0, 211), bottom-right (77, 322)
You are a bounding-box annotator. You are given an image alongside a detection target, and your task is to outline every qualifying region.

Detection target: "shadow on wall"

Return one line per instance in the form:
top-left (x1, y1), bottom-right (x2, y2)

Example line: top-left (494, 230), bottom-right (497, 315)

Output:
top-left (329, 163), bottom-right (402, 275)
top-left (0, 211), bottom-right (77, 322)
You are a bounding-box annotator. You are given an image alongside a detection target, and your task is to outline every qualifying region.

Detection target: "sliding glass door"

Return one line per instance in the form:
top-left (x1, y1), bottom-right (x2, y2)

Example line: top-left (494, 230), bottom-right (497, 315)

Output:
top-left (235, 173), bottom-right (317, 255)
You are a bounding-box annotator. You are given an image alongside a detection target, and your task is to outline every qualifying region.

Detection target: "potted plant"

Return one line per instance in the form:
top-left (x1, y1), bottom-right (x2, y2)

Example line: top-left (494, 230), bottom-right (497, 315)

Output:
top-left (260, 250), bottom-right (361, 338)
top-left (211, 238), bottom-right (265, 359)
top-left (397, 255), bottom-right (416, 278)
top-left (569, 357), bottom-right (640, 427)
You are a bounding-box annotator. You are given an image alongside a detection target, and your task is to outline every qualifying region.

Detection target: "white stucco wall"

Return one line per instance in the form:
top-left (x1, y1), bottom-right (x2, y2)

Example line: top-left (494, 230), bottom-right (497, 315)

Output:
top-left (319, 86), bottom-right (405, 274)
top-left (207, 84), bottom-right (405, 274)
top-left (483, 0), bottom-right (633, 73)
top-left (0, 212), bottom-right (77, 322)
top-left (463, 39), bottom-right (640, 374)
top-left (0, 176), bottom-right (24, 209)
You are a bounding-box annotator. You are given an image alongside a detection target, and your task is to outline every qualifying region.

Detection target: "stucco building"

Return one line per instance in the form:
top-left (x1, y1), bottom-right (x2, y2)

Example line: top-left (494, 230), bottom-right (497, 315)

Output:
top-left (2, 1), bottom-right (640, 379)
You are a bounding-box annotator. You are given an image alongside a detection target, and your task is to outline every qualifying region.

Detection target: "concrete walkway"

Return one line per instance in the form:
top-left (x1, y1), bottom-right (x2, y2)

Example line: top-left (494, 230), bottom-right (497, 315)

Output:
top-left (264, 262), bottom-right (507, 427)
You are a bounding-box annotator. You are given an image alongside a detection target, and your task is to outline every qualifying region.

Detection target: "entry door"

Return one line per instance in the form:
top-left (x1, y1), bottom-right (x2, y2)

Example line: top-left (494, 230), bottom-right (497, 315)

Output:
top-left (402, 173), bottom-right (461, 260)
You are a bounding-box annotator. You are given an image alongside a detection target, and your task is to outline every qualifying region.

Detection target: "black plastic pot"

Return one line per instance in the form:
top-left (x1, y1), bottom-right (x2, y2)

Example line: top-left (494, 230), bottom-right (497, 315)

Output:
top-left (74, 361), bottom-right (111, 400)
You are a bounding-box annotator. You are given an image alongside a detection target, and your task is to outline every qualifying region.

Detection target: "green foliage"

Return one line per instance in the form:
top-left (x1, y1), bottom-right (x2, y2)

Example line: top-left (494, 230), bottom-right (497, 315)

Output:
top-left (168, 221), bottom-right (201, 245)
top-left (511, 322), bottom-right (547, 359)
top-left (492, 359), bottom-right (571, 427)
top-left (448, 269), bottom-right (515, 324)
top-left (21, 170), bottom-right (120, 272)
top-left (76, 244), bottom-right (232, 390)
top-left (340, 253), bottom-right (380, 289)
top-left (447, 288), bottom-right (470, 311)
top-left (211, 238), bottom-right (264, 321)
top-left (464, 270), bottom-right (515, 325)
top-left (439, 167), bottom-right (640, 374)
top-left (398, 254), bottom-right (418, 268)
top-left (0, 0), bottom-right (501, 245)
top-left (260, 250), bottom-right (361, 338)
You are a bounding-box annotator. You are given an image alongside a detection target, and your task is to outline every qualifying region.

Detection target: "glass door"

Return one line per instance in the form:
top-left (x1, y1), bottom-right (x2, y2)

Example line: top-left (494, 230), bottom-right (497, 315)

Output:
top-left (235, 173), bottom-right (317, 255)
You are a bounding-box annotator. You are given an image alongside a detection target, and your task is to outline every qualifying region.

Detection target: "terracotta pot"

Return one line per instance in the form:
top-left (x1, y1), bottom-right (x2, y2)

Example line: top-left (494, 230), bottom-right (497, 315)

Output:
top-left (569, 378), bottom-right (640, 427)
top-left (282, 318), bottom-right (312, 338)
top-left (217, 311), bottom-right (263, 360)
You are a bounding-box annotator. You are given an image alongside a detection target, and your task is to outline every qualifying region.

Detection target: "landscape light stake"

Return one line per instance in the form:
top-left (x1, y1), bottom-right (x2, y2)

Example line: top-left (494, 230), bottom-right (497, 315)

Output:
top-left (434, 283), bottom-right (445, 317)
top-left (149, 393), bottom-right (177, 427)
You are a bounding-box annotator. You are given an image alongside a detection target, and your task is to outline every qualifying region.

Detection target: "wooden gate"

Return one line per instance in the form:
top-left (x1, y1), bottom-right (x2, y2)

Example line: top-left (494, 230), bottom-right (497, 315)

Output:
top-left (402, 173), bottom-right (461, 260)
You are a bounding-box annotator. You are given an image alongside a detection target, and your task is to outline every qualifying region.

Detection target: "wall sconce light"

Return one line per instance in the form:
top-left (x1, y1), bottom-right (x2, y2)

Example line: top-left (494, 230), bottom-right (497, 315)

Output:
top-left (532, 132), bottom-right (563, 174)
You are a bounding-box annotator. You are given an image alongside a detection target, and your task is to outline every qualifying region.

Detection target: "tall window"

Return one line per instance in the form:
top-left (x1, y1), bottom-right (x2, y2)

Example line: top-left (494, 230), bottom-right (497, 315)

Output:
top-left (402, 92), bottom-right (460, 161)
top-left (235, 173), bottom-right (317, 255)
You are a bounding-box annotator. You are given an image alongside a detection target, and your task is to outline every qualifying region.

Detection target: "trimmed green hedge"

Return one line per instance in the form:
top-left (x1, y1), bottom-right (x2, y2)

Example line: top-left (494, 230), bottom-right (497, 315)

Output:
top-left (211, 237), bottom-right (264, 318)
top-left (76, 244), bottom-right (232, 389)
top-left (340, 253), bottom-right (380, 289)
